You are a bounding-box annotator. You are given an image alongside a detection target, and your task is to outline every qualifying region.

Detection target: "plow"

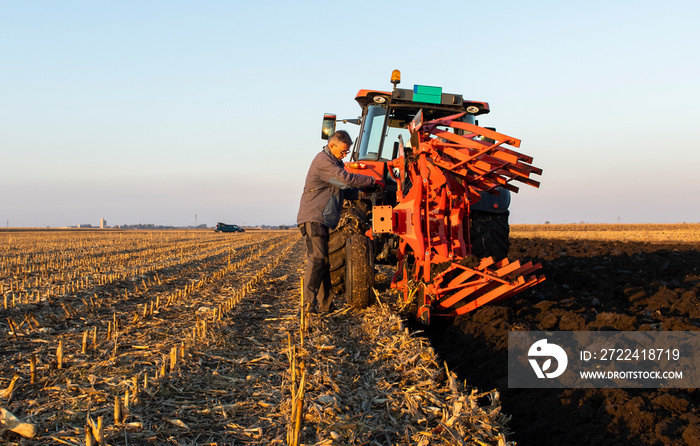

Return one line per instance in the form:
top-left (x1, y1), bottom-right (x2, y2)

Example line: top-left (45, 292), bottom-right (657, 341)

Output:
top-left (374, 110), bottom-right (544, 324)
top-left (323, 70), bottom-right (544, 324)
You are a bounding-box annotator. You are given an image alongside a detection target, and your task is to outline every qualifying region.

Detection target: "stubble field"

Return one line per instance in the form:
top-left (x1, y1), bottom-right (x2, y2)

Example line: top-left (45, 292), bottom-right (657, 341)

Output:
top-left (0, 229), bottom-right (506, 445)
top-left (1, 224), bottom-right (699, 445)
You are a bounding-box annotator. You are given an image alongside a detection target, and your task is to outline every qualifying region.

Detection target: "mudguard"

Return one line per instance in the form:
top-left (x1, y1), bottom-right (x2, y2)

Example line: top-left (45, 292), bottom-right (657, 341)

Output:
top-left (471, 188), bottom-right (511, 214)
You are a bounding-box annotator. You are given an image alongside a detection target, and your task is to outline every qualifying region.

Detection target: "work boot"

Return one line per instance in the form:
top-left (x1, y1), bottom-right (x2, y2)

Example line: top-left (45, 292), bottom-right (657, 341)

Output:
top-left (319, 302), bottom-right (336, 314)
top-left (304, 303), bottom-right (318, 315)
top-left (296, 303), bottom-right (317, 318)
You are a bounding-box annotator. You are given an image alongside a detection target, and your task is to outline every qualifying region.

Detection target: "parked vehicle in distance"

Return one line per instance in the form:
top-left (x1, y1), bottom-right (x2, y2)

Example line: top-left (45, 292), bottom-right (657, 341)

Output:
top-left (215, 222), bottom-right (245, 233)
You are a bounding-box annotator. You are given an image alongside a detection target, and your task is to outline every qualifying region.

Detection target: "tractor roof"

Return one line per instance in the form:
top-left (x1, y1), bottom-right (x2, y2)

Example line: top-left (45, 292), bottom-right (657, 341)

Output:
top-left (355, 88), bottom-right (490, 116)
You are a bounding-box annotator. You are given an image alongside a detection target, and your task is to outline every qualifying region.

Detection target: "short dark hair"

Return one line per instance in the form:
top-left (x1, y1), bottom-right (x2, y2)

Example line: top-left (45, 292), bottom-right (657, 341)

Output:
top-left (329, 130), bottom-right (352, 147)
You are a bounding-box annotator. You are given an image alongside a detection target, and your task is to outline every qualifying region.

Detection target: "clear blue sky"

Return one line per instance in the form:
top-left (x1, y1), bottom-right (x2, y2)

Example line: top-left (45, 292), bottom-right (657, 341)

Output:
top-left (2, 1), bottom-right (698, 227)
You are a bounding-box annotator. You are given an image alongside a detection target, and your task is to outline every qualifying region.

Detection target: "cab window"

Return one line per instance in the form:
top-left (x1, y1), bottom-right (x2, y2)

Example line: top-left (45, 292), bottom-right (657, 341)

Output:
top-left (357, 104), bottom-right (410, 161)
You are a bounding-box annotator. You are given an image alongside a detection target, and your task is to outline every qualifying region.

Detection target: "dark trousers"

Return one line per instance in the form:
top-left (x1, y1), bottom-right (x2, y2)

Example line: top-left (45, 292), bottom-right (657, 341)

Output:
top-left (300, 221), bottom-right (333, 311)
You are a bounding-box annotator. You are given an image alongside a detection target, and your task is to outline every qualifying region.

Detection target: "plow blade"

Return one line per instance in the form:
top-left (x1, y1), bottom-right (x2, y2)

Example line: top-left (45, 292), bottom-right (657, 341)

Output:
top-left (410, 112), bottom-right (542, 194)
top-left (429, 258), bottom-right (545, 317)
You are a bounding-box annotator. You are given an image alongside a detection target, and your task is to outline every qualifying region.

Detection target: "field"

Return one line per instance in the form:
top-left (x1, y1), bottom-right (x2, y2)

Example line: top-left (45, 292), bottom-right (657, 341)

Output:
top-left (434, 224), bottom-right (700, 445)
top-left (1, 225), bottom-right (698, 445)
top-left (511, 223), bottom-right (700, 244)
top-left (0, 229), bottom-right (506, 445)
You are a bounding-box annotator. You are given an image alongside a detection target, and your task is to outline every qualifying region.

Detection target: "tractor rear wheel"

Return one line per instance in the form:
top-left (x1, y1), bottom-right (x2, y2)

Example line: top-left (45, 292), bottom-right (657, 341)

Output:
top-left (469, 210), bottom-right (511, 261)
top-left (345, 235), bottom-right (374, 309)
top-left (328, 201), bottom-right (370, 296)
top-left (329, 226), bottom-right (353, 295)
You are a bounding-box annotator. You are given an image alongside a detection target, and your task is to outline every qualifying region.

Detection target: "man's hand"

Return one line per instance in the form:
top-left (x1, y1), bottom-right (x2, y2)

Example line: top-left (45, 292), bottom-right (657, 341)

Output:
top-left (362, 179), bottom-right (385, 195)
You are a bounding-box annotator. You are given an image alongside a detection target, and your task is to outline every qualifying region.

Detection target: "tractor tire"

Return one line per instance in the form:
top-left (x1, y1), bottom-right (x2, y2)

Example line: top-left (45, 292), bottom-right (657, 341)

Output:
top-left (328, 226), bottom-right (353, 295)
top-left (344, 235), bottom-right (374, 309)
top-left (469, 210), bottom-right (511, 261)
top-left (328, 201), bottom-right (370, 296)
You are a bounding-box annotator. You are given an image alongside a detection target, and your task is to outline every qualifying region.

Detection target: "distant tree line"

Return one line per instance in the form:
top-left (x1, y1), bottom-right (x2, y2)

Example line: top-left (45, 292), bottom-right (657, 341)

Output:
top-left (113, 224), bottom-right (209, 230)
top-left (258, 224), bottom-right (296, 230)
top-left (73, 223), bottom-right (298, 230)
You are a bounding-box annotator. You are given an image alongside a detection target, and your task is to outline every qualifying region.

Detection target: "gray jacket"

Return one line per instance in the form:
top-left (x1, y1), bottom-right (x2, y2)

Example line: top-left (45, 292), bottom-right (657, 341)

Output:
top-left (297, 146), bottom-right (376, 229)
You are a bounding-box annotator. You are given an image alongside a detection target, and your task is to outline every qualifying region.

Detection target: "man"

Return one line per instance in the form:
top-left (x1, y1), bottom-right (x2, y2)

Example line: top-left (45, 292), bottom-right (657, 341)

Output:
top-left (297, 130), bottom-right (381, 313)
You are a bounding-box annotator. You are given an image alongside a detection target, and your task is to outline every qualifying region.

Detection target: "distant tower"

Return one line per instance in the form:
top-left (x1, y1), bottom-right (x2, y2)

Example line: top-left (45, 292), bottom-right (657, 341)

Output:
top-left (100, 218), bottom-right (107, 229)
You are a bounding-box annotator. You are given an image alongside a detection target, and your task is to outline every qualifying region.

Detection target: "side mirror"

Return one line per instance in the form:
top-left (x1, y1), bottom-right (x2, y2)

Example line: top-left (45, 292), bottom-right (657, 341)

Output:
top-left (321, 114), bottom-right (336, 140)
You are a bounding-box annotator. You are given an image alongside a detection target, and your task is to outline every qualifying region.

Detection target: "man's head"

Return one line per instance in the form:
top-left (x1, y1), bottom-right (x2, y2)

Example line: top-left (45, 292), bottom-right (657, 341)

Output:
top-left (328, 130), bottom-right (352, 160)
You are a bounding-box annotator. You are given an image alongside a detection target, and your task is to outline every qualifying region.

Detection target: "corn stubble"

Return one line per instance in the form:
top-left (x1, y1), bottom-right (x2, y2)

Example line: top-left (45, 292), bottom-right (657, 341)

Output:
top-left (0, 229), bottom-right (510, 445)
top-left (511, 223), bottom-right (700, 244)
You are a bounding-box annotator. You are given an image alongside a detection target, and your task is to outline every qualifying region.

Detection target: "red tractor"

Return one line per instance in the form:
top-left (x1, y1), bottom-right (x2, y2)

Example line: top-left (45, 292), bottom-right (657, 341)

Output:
top-left (324, 70), bottom-right (544, 324)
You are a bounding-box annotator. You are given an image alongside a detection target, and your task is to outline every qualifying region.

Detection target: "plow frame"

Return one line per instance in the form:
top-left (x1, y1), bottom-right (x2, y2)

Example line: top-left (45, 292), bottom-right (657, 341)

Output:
top-left (377, 111), bottom-right (545, 321)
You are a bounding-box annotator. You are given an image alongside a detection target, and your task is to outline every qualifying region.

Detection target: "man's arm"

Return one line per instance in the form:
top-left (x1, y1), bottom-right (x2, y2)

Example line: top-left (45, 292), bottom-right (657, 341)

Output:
top-left (319, 157), bottom-right (376, 189)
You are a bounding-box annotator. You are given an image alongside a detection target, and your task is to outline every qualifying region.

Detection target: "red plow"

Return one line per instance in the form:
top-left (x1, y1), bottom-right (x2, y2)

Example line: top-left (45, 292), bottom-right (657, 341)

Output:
top-left (373, 110), bottom-right (544, 324)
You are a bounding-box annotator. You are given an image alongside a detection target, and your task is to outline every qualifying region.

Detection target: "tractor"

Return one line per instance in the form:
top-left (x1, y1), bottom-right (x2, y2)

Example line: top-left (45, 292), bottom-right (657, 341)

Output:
top-left (323, 70), bottom-right (544, 324)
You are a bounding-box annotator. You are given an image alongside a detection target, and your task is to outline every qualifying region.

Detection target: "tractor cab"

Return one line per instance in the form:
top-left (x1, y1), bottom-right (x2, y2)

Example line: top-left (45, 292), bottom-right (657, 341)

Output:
top-left (322, 70), bottom-right (490, 165)
top-left (321, 70), bottom-right (509, 211)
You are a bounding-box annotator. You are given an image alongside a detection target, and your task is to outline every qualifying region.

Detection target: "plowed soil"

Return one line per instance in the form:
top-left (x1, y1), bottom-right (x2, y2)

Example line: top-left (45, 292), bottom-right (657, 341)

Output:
top-left (427, 237), bottom-right (700, 445)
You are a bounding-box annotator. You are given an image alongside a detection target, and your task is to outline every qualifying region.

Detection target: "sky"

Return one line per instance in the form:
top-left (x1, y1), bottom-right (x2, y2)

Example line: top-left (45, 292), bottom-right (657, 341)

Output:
top-left (2, 0), bottom-right (699, 227)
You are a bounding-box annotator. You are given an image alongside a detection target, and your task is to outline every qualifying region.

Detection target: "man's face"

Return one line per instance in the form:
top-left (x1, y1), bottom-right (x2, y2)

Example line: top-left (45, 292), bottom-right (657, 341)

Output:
top-left (329, 141), bottom-right (350, 160)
